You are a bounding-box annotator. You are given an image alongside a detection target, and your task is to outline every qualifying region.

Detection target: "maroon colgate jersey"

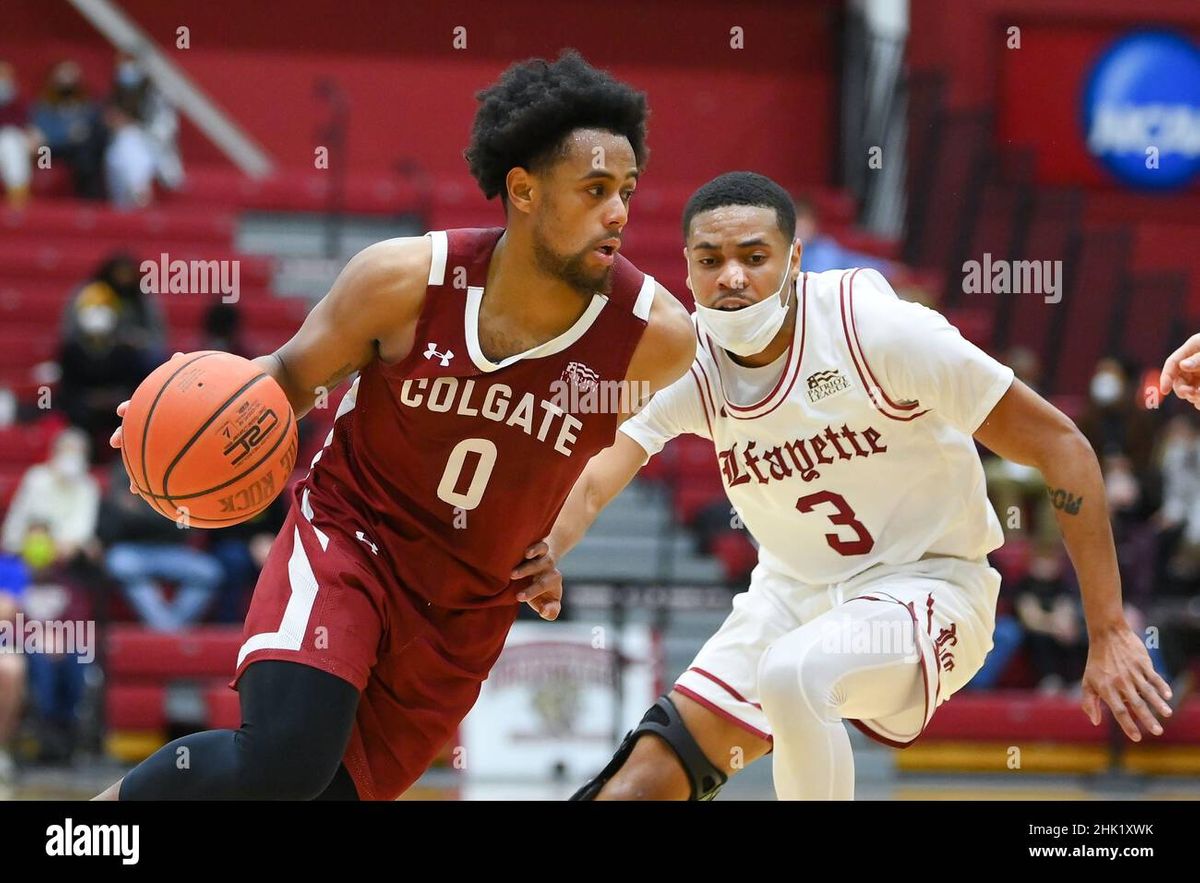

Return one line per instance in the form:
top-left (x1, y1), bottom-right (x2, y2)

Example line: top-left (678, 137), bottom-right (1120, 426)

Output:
top-left (293, 228), bottom-right (656, 608)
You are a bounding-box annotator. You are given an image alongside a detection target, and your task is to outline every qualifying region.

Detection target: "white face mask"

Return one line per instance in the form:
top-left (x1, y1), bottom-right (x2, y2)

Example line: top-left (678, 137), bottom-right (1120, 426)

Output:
top-left (51, 449), bottom-right (88, 479)
top-left (692, 249), bottom-right (795, 357)
top-left (1090, 372), bottom-right (1123, 406)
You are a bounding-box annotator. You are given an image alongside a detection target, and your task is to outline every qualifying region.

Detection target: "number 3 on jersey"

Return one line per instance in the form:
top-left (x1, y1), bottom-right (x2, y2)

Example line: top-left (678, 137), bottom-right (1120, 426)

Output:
top-left (437, 438), bottom-right (497, 510)
top-left (795, 490), bottom-right (875, 556)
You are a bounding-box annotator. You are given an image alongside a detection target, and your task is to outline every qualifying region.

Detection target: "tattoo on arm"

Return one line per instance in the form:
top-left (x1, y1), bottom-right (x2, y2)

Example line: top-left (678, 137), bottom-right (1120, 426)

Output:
top-left (1046, 486), bottom-right (1084, 515)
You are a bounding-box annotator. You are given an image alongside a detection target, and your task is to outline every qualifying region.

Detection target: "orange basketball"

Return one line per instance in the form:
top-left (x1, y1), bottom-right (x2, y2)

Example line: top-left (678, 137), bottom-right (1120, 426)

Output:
top-left (120, 351), bottom-right (299, 528)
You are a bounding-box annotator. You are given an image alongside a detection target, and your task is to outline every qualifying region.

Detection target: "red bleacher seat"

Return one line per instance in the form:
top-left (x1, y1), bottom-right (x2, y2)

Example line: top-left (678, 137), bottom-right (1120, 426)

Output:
top-left (105, 684), bottom-right (168, 730)
top-left (923, 691), bottom-right (1108, 743)
top-left (106, 624), bottom-right (243, 679)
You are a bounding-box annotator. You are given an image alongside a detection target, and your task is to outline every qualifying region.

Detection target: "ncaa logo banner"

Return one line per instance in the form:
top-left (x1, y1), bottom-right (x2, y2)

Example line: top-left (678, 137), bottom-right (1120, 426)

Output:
top-left (1083, 30), bottom-right (1200, 190)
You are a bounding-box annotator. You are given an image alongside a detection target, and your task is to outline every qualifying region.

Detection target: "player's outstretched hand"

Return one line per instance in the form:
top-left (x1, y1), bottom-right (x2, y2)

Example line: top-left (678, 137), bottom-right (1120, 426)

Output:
top-left (512, 540), bottom-right (562, 621)
top-left (1081, 624), bottom-right (1173, 742)
top-left (1159, 333), bottom-right (1200, 409)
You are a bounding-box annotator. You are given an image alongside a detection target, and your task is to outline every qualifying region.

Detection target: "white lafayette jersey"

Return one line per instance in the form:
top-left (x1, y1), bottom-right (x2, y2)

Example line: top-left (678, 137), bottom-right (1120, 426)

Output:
top-left (621, 268), bottom-right (1015, 586)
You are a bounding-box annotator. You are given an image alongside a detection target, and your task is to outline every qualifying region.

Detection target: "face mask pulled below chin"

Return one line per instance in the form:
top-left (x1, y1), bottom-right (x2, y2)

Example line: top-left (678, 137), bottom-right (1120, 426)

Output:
top-left (693, 252), bottom-right (794, 357)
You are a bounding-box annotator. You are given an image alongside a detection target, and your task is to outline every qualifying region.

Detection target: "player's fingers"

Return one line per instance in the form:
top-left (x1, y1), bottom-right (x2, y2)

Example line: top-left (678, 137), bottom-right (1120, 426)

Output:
top-left (1161, 334), bottom-right (1200, 393)
top-left (109, 426), bottom-right (123, 449)
top-left (512, 548), bottom-right (555, 581)
top-left (1159, 370), bottom-right (1174, 396)
top-left (523, 578), bottom-right (562, 620)
top-left (1081, 685), bottom-right (1101, 726)
top-left (528, 596), bottom-right (561, 620)
top-left (1122, 680), bottom-right (1163, 737)
top-left (511, 557), bottom-right (550, 581)
top-left (1104, 685), bottom-right (1143, 741)
top-left (116, 399), bottom-right (131, 417)
top-left (1137, 668), bottom-right (1173, 719)
top-left (517, 571), bottom-right (562, 603)
top-left (524, 541), bottom-right (548, 560)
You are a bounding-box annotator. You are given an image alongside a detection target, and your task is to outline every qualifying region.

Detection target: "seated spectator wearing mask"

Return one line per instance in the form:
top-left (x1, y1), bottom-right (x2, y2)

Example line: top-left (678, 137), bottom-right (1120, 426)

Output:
top-left (1078, 358), bottom-right (1159, 475)
top-left (57, 291), bottom-right (148, 463)
top-left (0, 427), bottom-right (100, 571)
top-left (29, 60), bottom-right (105, 200)
top-left (109, 53), bottom-right (182, 192)
top-left (62, 254), bottom-right (168, 372)
top-left (0, 428), bottom-right (98, 765)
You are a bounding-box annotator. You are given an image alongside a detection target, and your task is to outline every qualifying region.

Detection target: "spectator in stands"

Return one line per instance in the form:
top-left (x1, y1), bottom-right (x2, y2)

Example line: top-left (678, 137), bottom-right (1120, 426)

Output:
top-left (1078, 357), bottom-right (1158, 475)
top-left (1097, 447), bottom-right (1172, 682)
top-left (99, 458), bottom-right (222, 632)
top-left (794, 196), bottom-right (893, 275)
top-left (63, 254), bottom-right (168, 368)
top-left (57, 288), bottom-right (148, 464)
top-left (1006, 346), bottom-right (1043, 393)
top-left (29, 60), bottom-right (106, 200)
top-left (0, 427), bottom-right (100, 569)
top-left (1158, 414), bottom-right (1200, 584)
top-left (206, 495), bottom-right (287, 624)
top-left (103, 100), bottom-right (156, 209)
top-left (0, 61), bottom-right (35, 210)
top-left (201, 299), bottom-right (249, 358)
top-left (0, 426), bottom-right (102, 763)
top-left (1014, 546), bottom-right (1086, 693)
top-left (1149, 415), bottom-right (1200, 700)
top-left (110, 53), bottom-right (183, 192)
top-left (0, 554), bottom-right (27, 787)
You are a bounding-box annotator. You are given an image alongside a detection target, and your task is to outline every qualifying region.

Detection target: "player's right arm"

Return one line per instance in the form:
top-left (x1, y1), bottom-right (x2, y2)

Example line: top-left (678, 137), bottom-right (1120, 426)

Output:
top-left (110, 237), bottom-right (432, 452)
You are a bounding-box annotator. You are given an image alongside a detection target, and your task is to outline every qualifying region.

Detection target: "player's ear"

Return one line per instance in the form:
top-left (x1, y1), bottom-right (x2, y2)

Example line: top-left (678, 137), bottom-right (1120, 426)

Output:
top-left (506, 168), bottom-right (535, 215)
top-left (792, 238), bottom-right (803, 276)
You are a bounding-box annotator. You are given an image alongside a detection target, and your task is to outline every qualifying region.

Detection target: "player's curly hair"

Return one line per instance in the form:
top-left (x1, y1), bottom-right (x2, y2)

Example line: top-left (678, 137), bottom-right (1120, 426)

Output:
top-left (682, 171), bottom-right (797, 241)
top-left (465, 50), bottom-right (649, 202)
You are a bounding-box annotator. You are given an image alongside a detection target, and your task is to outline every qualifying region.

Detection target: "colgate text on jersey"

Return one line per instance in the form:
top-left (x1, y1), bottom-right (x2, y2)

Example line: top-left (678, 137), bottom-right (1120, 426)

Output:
top-left (397, 376), bottom-right (584, 456)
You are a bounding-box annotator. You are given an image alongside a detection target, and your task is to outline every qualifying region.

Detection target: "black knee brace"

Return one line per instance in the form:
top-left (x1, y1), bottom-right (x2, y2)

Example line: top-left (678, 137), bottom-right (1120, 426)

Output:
top-left (570, 695), bottom-right (728, 801)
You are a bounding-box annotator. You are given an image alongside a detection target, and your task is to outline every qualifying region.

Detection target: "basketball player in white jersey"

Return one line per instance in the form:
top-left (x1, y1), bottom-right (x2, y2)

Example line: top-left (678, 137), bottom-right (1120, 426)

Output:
top-left (516, 171), bottom-right (1175, 800)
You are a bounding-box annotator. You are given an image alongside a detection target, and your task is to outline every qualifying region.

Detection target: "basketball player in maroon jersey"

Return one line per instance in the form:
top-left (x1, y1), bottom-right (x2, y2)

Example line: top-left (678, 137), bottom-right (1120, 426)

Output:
top-left (95, 50), bottom-right (694, 800)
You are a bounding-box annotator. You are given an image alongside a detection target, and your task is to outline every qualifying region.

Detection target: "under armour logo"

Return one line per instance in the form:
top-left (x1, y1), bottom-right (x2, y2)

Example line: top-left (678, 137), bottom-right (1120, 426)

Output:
top-left (424, 342), bottom-right (454, 366)
top-left (355, 530), bottom-right (378, 555)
